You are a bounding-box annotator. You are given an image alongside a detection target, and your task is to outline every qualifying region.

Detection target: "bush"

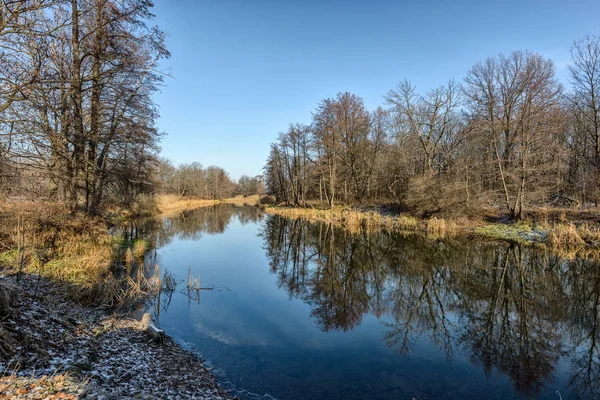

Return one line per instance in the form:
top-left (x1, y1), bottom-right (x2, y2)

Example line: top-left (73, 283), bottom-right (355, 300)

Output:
top-left (404, 173), bottom-right (492, 218)
top-left (130, 194), bottom-right (158, 217)
top-left (259, 195), bottom-right (276, 205)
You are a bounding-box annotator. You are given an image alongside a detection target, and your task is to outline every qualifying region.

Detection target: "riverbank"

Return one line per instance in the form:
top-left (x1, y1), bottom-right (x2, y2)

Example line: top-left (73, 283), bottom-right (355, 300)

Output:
top-left (157, 195), bottom-right (260, 215)
top-left (0, 273), bottom-right (234, 399)
top-left (0, 201), bottom-right (237, 399)
top-left (264, 205), bottom-right (600, 258)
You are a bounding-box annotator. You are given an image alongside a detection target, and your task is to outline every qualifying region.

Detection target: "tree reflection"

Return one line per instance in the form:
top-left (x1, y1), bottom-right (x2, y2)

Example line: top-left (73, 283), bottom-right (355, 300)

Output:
top-left (567, 257), bottom-right (600, 399)
top-left (117, 204), bottom-right (263, 249)
top-left (261, 214), bottom-right (600, 399)
top-left (455, 244), bottom-right (565, 396)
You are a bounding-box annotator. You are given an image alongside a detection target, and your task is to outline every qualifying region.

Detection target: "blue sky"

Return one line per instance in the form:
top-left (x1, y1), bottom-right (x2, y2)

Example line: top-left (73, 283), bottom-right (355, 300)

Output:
top-left (152, 0), bottom-right (600, 180)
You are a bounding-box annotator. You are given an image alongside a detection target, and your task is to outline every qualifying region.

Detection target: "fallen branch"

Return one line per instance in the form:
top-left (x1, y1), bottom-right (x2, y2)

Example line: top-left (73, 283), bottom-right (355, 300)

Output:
top-left (140, 312), bottom-right (164, 342)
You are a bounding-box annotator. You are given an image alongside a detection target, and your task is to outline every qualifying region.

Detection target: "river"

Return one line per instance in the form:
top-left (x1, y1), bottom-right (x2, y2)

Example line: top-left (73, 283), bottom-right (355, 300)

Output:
top-left (119, 204), bottom-right (600, 400)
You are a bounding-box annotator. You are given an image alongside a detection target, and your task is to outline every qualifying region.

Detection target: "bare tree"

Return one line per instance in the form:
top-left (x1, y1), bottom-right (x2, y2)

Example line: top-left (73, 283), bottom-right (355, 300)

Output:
top-left (463, 51), bottom-right (562, 219)
top-left (386, 80), bottom-right (460, 174)
top-left (568, 34), bottom-right (600, 205)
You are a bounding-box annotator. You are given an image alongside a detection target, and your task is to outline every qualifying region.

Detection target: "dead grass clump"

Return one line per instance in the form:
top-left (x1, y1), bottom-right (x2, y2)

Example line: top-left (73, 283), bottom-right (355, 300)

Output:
top-left (559, 210), bottom-right (568, 223)
top-left (156, 194), bottom-right (220, 214)
top-left (579, 223), bottom-right (600, 243)
top-left (341, 210), bottom-right (365, 232)
top-left (548, 223), bottom-right (586, 254)
top-left (0, 214), bottom-right (114, 296)
top-left (0, 208), bottom-right (158, 307)
top-left (395, 215), bottom-right (418, 231)
top-left (100, 266), bottom-right (161, 308)
top-left (426, 217), bottom-right (458, 238)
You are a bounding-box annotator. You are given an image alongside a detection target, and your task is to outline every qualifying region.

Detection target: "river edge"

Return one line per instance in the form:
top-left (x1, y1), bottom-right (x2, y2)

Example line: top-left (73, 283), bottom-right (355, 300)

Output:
top-left (1, 199), bottom-right (597, 399)
top-left (0, 199), bottom-right (263, 400)
top-left (0, 273), bottom-right (236, 400)
top-left (264, 204), bottom-right (600, 258)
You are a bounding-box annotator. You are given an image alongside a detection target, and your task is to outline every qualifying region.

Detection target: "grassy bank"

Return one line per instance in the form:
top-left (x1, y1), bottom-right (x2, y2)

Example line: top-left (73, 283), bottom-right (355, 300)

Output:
top-left (264, 205), bottom-right (600, 258)
top-left (264, 205), bottom-right (469, 237)
top-left (0, 199), bottom-right (239, 398)
top-left (157, 194), bottom-right (261, 214)
top-left (0, 194), bottom-right (260, 307)
top-left (0, 202), bottom-right (161, 309)
top-left (156, 195), bottom-right (221, 214)
top-left (0, 195), bottom-right (262, 307)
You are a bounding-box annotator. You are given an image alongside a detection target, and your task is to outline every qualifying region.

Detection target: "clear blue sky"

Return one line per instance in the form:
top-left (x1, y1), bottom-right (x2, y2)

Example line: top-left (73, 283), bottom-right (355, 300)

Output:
top-left (152, 0), bottom-right (600, 180)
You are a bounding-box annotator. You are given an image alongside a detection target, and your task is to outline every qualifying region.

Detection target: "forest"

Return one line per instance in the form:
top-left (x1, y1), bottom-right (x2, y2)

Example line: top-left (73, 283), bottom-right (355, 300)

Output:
top-left (0, 0), bottom-right (171, 214)
top-left (0, 1), bottom-right (262, 215)
top-left (265, 37), bottom-right (600, 219)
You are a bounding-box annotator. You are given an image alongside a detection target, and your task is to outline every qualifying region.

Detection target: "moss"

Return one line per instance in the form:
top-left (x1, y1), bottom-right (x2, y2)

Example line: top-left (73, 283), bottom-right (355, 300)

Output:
top-left (0, 249), bottom-right (18, 266)
top-left (474, 224), bottom-right (546, 244)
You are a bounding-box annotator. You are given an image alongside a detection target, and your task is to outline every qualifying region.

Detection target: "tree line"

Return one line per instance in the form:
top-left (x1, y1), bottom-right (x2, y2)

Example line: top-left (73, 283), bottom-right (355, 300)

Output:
top-left (0, 0), bottom-right (168, 214)
top-left (157, 159), bottom-right (264, 199)
top-left (265, 35), bottom-right (600, 219)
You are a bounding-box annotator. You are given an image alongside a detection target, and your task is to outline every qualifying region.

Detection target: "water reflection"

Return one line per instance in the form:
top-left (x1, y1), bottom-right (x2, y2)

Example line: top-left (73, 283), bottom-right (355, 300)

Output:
top-left (261, 214), bottom-right (600, 399)
top-left (118, 204), bottom-right (264, 249)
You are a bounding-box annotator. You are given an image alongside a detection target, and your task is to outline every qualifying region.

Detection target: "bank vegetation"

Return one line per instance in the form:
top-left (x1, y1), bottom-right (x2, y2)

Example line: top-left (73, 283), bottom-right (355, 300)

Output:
top-left (264, 35), bottom-right (600, 224)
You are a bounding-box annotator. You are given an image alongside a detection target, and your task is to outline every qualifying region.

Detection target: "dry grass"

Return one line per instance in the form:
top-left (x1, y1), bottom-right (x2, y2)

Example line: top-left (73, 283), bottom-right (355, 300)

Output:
top-left (266, 205), bottom-right (600, 258)
top-left (0, 203), bottom-right (160, 307)
top-left (156, 194), bottom-right (261, 214)
top-left (426, 217), bottom-right (458, 239)
top-left (222, 195), bottom-right (261, 206)
top-left (156, 195), bottom-right (220, 214)
top-left (265, 206), bottom-right (463, 237)
top-left (548, 223), bottom-right (585, 249)
top-left (547, 222), bottom-right (600, 259)
top-left (579, 223), bottom-right (600, 243)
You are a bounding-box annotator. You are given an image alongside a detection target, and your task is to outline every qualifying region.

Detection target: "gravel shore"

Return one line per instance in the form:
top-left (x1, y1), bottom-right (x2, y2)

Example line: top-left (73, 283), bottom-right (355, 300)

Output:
top-left (0, 274), bottom-right (235, 399)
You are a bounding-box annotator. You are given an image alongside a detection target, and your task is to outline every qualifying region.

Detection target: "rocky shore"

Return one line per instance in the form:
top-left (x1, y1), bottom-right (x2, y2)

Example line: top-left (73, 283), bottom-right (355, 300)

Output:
top-left (0, 274), bottom-right (234, 399)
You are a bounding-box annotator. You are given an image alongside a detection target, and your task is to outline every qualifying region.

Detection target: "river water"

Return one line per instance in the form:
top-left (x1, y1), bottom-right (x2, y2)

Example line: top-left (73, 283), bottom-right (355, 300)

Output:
top-left (121, 204), bottom-right (600, 400)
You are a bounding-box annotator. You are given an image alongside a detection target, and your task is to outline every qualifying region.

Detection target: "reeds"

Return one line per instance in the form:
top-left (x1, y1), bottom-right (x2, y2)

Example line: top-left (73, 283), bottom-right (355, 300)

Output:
top-left (426, 217), bottom-right (458, 239)
top-left (548, 223), bottom-right (585, 249)
top-left (526, 222), bottom-right (600, 259)
top-left (0, 208), bottom-right (161, 308)
top-left (266, 206), bottom-right (440, 235)
top-left (156, 195), bottom-right (221, 214)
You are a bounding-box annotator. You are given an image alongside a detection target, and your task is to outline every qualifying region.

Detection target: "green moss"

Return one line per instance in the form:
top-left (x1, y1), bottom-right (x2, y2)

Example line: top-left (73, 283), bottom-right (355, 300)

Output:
top-left (475, 223), bottom-right (547, 244)
top-left (0, 249), bottom-right (18, 266)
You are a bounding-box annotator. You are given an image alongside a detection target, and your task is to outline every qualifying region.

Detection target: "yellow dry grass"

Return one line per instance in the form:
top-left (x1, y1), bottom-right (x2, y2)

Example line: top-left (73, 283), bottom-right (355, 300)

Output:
top-left (156, 194), bottom-right (261, 214)
top-left (547, 222), bottom-right (600, 259)
top-left (222, 195), bottom-right (261, 206)
top-left (0, 204), bottom-right (161, 307)
top-left (426, 217), bottom-right (458, 239)
top-left (265, 206), bottom-right (447, 236)
top-left (156, 195), bottom-right (220, 214)
top-left (265, 206), bottom-right (600, 254)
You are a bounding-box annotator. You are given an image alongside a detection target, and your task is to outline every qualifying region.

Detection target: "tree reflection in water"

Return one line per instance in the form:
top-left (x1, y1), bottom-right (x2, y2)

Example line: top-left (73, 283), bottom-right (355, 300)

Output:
top-left (118, 204), bottom-right (264, 249)
top-left (261, 214), bottom-right (600, 399)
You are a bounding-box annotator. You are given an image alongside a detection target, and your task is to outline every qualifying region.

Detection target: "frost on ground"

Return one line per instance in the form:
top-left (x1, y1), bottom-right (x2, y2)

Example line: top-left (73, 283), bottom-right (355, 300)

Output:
top-left (0, 275), bottom-right (235, 399)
